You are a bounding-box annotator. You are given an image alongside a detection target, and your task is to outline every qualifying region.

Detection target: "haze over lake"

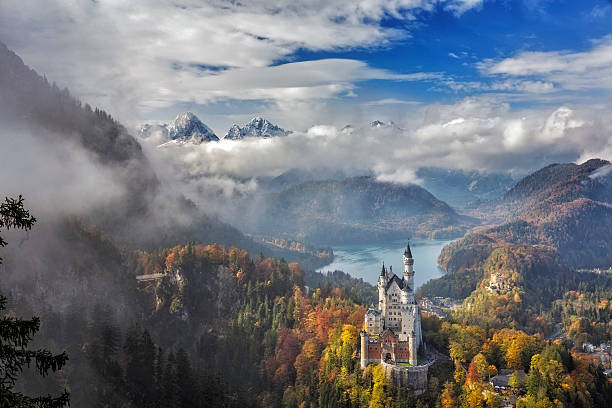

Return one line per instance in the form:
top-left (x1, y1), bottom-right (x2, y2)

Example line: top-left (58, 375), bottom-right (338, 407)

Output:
top-left (317, 239), bottom-right (453, 288)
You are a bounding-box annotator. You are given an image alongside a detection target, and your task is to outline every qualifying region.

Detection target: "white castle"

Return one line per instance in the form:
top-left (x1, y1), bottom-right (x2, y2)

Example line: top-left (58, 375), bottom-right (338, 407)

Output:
top-left (359, 242), bottom-right (423, 368)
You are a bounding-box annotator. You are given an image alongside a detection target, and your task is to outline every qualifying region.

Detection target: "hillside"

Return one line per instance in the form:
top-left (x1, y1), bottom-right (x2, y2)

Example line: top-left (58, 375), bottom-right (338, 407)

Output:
top-left (7, 231), bottom-right (611, 407)
top-left (439, 159), bottom-right (612, 274)
top-left (421, 159), bottom-right (612, 330)
top-left (236, 176), bottom-right (474, 245)
top-left (496, 158), bottom-right (612, 216)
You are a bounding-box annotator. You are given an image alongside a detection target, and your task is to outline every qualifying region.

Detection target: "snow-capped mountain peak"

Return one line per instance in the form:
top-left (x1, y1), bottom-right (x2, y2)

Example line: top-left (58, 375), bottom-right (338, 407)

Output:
top-left (224, 117), bottom-right (291, 140)
top-left (166, 112), bottom-right (219, 143)
top-left (138, 112), bottom-right (219, 146)
top-left (370, 119), bottom-right (400, 129)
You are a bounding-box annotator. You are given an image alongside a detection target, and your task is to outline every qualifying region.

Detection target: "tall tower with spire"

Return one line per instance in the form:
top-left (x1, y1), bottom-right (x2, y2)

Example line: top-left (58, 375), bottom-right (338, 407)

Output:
top-left (378, 262), bottom-right (387, 310)
top-left (402, 242), bottom-right (415, 305)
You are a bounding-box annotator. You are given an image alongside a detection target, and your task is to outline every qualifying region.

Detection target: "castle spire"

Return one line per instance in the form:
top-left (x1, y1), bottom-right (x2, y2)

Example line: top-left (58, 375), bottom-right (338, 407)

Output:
top-left (404, 241), bottom-right (413, 259)
top-left (380, 262), bottom-right (386, 277)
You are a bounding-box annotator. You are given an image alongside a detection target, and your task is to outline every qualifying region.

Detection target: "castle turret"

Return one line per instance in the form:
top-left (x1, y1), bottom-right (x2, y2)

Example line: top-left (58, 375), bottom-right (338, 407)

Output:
top-left (379, 262), bottom-right (387, 280)
top-left (403, 242), bottom-right (415, 300)
top-left (409, 330), bottom-right (417, 366)
top-left (360, 330), bottom-right (369, 369)
top-left (378, 262), bottom-right (387, 309)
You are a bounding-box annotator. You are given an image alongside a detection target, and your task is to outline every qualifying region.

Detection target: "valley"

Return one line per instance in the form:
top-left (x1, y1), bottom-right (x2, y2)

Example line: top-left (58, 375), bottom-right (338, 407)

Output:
top-left (1, 21), bottom-right (612, 408)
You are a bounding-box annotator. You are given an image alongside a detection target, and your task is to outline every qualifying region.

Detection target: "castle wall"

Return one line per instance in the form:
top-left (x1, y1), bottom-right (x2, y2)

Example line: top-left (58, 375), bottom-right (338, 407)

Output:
top-left (381, 361), bottom-right (429, 395)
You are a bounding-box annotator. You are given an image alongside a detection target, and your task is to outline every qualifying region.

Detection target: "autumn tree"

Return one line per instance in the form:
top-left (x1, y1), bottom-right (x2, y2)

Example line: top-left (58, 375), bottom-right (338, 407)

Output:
top-left (441, 381), bottom-right (458, 408)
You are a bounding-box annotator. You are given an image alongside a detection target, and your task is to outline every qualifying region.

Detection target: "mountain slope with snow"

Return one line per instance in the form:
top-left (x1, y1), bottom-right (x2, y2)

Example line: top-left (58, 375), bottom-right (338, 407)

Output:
top-left (224, 117), bottom-right (291, 140)
top-left (140, 112), bottom-right (219, 146)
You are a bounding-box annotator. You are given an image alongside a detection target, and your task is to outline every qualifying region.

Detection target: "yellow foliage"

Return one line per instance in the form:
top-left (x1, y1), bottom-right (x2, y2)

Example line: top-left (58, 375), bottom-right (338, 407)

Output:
top-left (369, 364), bottom-right (387, 408)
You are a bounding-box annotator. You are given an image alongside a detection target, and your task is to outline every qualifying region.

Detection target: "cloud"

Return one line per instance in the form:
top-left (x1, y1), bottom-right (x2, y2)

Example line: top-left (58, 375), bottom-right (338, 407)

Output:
top-left (137, 59), bottom-right (440, 107)
top-left (138, 98), bottom-right (612, 203)
top-left (363, 98), bottom-right (423, 106)
top-left (587, 4), bottom-right (611, 19)
top-left (480, 36), bottom-right (612, 91)
top-left (0, 0), bottom-right (483, 121)
top-left (0, 124), bottom-right (127, 219)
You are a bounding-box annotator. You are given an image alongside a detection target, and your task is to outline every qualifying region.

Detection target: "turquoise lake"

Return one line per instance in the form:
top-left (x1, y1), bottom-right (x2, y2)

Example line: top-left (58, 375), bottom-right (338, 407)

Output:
top-left (316, 239), bottom-right (453, 288)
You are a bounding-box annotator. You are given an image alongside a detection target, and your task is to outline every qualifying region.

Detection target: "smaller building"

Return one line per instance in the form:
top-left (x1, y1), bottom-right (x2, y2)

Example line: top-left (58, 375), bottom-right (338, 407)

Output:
top-left (365, 306), bottom-right (383, 336)
top-left (489, 369), bottom-right (526, 391)
top-left (487, 273), bottom-right (508, 294)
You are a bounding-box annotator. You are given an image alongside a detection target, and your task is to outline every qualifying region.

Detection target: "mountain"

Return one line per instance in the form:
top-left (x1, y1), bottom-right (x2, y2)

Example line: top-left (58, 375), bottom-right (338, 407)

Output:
top-left (140, 112), bottom-right (219, 146)
top-left (224, 117), bottom-right (291, 140)
top-left (497, 159), bottom-right (612, 215)
top-left (0, 42), bottom-right (333, 267)
top-left (0, 41), bottom-right (158, 217)
top-left (416, 167), bottom-right (516, 208)
top-left (256, 168), bottom-right (354, 192)
top-left (370, 119), bottom-right (401, 130)
top-left (234, 176), bottom-right (474, 245)
top-left (438, 159), bottom-right (612, 274)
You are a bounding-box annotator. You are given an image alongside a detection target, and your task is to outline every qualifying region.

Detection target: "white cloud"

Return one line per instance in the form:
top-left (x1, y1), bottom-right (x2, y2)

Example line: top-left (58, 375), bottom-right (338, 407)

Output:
top-left (0, 0), bottom-right (482, 122)
top-left (480, 36), bottom-right (612, 91)
top-left (363, 98), bottom-right (422, 106)
top-left (139, 98), bottom-right (612, 199)
top-left (588, 4), bottom-right (611, 19)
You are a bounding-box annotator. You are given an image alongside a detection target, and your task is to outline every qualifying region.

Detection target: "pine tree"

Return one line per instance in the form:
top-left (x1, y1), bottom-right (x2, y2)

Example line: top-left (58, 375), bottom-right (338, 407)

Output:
top-left (124, 326), bottom-right (156, 408)
top-left (0, 195), bottom-right (69, 407)
top-left (176, 348), bottom-right (195, 408)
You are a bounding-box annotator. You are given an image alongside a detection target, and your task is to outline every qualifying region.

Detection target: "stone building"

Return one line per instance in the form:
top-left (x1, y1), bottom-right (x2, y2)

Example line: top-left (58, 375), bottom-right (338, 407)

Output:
top-left (357, 243), bottom-right (429, 392)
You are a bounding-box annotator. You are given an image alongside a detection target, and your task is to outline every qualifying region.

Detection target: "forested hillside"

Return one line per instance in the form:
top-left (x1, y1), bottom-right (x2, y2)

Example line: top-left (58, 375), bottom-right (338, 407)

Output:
top-left (418, 160), bottom-right (612, 343)
top-left (7, 238), bottom-right (611, 407)
top-left (438, 159), bottom-right (612, 275)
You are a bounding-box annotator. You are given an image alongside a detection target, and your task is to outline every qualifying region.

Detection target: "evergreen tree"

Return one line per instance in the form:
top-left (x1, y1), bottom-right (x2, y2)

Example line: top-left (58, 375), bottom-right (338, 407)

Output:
top-left (124, 326), bottom-right (156, 408)
top-left (0, 195), bottom-right (69, 407)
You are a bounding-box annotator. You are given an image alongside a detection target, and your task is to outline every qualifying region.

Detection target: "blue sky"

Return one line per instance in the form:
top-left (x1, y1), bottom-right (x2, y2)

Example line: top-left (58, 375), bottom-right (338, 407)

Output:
top-left (1, 0), bottom-right (612, 179)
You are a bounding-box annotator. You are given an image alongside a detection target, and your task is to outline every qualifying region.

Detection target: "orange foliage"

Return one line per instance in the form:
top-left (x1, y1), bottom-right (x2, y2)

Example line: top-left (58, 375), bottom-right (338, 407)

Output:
top-left (466, 361), bottom-right (480, 384)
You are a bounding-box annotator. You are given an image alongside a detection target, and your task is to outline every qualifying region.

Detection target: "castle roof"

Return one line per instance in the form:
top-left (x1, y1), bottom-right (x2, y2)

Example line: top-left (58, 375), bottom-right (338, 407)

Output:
top-left (366, 308), bottom-right (381, 316)
top-left (379, 328), bottom-right (398, 339)
top-left (385, 274), bottom-right (411, 292)
top-left (404, 242), bottom-right (413, 259)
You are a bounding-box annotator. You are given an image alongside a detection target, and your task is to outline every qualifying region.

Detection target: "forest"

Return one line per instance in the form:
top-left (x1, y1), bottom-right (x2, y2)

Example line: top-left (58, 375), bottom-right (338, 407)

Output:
top-left (2, 198), bottom-right (611, 407)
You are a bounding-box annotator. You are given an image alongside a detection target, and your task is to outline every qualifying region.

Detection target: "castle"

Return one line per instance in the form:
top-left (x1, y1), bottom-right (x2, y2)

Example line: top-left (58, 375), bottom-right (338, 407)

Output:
top-left (358, 243), bottom-right (429, 391)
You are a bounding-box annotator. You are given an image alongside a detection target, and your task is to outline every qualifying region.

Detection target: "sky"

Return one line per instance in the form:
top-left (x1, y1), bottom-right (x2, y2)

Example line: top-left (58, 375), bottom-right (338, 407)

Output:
top-left (1, 0), bottom-right (612, 182)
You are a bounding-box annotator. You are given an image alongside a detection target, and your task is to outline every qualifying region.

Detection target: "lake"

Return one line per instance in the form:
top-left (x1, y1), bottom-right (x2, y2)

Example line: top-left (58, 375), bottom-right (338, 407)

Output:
top-left (316, 239), bottom-right (453, 288)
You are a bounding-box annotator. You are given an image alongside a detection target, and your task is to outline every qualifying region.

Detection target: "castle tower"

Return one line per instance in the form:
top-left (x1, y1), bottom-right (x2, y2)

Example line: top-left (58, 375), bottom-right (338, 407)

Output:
top-left (360, 330), bottom-right (369, 369)
top-left (378, 262), bottom-right (387, 310)
top-left (409, 331), bottom-right (417, 366)
top-left (403, 242), bottom-right (414, 293)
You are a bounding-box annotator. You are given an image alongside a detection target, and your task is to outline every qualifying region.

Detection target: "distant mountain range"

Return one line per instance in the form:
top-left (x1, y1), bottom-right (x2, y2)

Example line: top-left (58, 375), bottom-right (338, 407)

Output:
top-left (139, 113), bottom-right (290, 145)
top-left (140, 114), bottom-right (407, 146)
top-left (233, 176), bottom-right (475, 245)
